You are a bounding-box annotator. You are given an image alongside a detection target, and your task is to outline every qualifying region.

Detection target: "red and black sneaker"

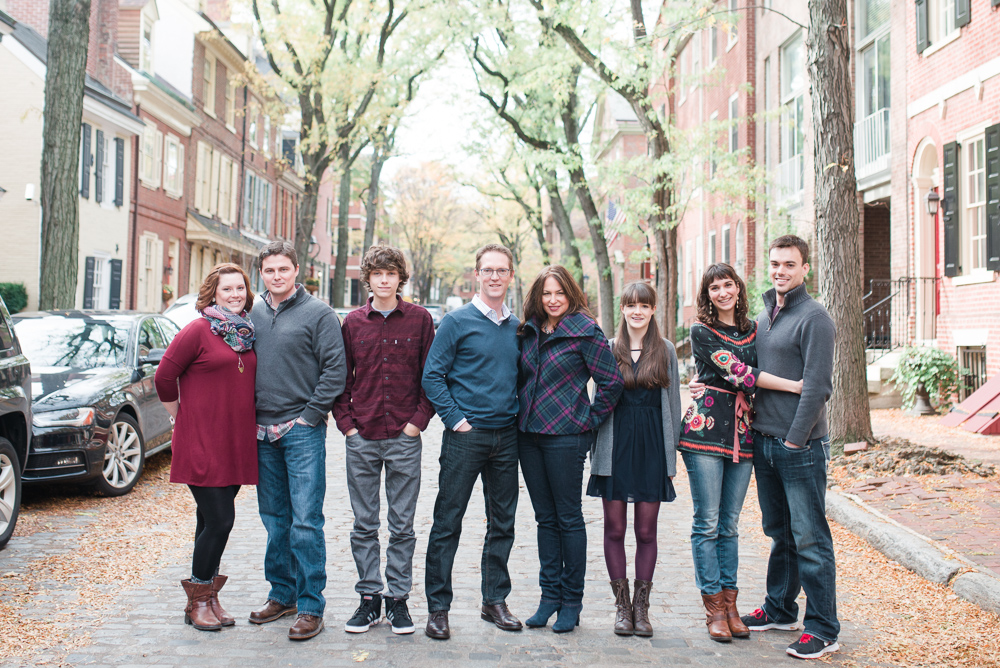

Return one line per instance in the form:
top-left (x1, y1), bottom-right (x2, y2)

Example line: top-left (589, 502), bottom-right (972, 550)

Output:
top-left (786, 633), bottom-right (840, 659)
top-left (739, 607), bottom-right (801, 631)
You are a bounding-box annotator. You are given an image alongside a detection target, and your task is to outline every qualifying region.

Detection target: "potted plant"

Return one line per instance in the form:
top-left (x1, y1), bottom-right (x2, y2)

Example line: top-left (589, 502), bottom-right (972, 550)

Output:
top-left (161, 284), bottom-right (174, 304)
top-left (890, 346), bottom-right (962, 416)
top-left (304, 276), bottom-right (320, 294)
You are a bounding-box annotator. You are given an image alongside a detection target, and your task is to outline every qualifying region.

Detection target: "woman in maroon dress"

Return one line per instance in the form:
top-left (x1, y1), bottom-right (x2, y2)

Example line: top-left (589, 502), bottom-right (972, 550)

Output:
top-left (155, 263), bottom-right (258, 631)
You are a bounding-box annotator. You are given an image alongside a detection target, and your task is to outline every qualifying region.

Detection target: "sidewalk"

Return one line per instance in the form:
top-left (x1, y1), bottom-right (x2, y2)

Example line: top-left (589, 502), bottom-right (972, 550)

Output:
top-left (838, 409), bottom-right (1000, 577)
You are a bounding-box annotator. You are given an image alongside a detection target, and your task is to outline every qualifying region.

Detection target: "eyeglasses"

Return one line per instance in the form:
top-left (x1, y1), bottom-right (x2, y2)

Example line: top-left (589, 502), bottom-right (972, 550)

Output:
top-left (478, 268), bottom-right (511, 278)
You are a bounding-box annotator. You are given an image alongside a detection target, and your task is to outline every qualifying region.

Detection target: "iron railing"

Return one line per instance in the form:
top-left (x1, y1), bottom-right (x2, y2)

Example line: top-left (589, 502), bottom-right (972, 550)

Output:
top-left (958, 346), bottom-right (988, 400)
top-left (854, 107), bottom-right (891, 180)
top-left (863, 277), bottom-right (938, 359)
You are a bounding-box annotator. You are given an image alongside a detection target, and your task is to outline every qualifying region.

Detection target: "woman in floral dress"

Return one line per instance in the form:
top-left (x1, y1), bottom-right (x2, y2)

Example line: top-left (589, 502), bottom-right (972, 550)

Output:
top-left (680, 263), bottom-right (802, 643)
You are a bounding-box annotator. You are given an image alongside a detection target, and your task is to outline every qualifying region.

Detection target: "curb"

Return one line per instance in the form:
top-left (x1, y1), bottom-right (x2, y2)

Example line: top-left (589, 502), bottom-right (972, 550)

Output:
top-left (826, 489), bottom-right (1000, 616)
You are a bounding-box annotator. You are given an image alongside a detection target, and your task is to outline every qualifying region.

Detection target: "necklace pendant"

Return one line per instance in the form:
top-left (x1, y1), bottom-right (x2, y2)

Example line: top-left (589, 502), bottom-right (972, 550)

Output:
top-left (238, 355), bottom-right (245, 373)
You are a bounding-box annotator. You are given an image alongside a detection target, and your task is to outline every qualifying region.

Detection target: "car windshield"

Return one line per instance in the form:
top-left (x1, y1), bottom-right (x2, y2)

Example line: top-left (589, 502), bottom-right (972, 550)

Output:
top-left (14, 315), bottom-right (131, 369)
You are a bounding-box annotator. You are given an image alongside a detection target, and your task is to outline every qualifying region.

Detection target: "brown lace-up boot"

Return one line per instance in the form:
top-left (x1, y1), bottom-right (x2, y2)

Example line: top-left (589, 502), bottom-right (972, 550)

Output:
top-left (610, 579), bottom-right (633, 636)
top-left (721, 589), bottom-right (750, 638)
top-left (632, 579), bottom-right (653, 637)
top-left (702, 592), bottom-right (732, 642)
top-left (182, 579), bottom-right (222, 631)
top-left (210, 575), bottom-right (235, 627)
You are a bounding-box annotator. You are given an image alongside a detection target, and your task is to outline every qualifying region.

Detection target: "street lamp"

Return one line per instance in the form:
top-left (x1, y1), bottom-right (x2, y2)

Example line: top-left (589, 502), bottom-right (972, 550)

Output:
top-left (925, 190), bottom-right (940, 217)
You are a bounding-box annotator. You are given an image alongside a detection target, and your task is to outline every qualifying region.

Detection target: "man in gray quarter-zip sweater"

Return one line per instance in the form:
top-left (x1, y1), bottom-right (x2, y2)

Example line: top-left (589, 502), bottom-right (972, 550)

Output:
top-left (741, 235), bottom-right (841, 661)
top-left (247, 241), bottom-right (346, 642)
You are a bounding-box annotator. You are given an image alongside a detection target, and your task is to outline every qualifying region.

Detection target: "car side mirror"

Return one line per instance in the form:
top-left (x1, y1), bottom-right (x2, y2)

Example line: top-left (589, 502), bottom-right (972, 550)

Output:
top-left (140, 348), bottom-right (166, 366)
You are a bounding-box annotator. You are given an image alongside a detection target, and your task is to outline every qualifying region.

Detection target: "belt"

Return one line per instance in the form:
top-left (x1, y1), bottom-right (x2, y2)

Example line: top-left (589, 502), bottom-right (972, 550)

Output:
top-left (706, 386), bottom-right (749, 463)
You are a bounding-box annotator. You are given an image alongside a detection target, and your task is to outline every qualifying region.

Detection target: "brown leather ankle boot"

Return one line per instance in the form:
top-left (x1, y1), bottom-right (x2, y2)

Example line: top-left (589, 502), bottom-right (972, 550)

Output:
top-left (632, 579), bottom-right (653, 637)
top-left (182, 579), bottom-right (222, 631)
top-left (721, 589), bottom-right (749, 638)
top-left (211, 575), bottom-right (235, 627)
top-left (610, 579), bottom-right (633, 636)
top-left (702, 593), bottom-right (732, 642)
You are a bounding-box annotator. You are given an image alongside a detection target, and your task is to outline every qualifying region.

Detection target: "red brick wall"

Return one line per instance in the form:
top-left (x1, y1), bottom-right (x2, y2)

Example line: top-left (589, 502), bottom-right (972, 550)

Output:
top-left (6, 0), bottom-right (50, 37)
top-left (905, 2), bottom-right (1000, 377)
top-left (862, 204), bottom-right (891, 290)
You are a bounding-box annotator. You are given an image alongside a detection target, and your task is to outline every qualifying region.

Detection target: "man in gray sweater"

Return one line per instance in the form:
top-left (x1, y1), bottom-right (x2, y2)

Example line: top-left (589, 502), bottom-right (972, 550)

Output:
top-left (247, 241), bottom-right (346, 641)
top-left (739, 235), bottom-right (840, 660)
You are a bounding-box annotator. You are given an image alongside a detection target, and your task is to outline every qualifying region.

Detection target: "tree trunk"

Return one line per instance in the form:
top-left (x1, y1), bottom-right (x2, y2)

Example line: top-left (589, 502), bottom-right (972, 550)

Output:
top-left (362, 136), bottom-right (390, 251)
top-left (332, 146), bottom-right (352, 308)
top-left (569, 167), bottom-right (615, 333)
top-left (808, 0), bottom-right (873, 444)
top-left (543, 170), bottom-right (583, 285)
top-left (295, 177), bottom-right (320, 281)
top-left (39, 0), bottom-right (91, 310)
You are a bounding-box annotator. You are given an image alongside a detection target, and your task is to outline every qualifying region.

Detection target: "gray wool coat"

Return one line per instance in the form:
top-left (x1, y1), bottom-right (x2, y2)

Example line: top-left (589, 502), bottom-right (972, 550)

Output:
top-left (589, 338), bottom-right (682, 478)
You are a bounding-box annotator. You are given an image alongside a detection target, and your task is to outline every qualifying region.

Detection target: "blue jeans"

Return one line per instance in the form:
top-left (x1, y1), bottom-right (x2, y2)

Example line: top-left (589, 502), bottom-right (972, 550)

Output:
top-left (681, 451), bottom-right (753, 596)
top-left (518, 431), bottom-right (591, 607)
top-left (425, 425), bottom-right (519, 612)
top-left (753, 431), bottom-right (840, 642)
top-left (257, 422), bottom-right (328, 618)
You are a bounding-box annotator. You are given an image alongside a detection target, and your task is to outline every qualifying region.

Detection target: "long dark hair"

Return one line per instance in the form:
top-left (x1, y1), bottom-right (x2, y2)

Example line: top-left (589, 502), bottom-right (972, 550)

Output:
top-left (613, 282), bottom-right (672, 390)
top-left (518, 265), bottom-right (594, 335)
top-left (696, 263), bottom-right (752, 332)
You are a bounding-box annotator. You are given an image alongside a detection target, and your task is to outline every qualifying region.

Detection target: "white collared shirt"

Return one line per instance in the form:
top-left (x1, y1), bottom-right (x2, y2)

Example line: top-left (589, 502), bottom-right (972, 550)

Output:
top-left (472, 293), bottom-right (511, 326)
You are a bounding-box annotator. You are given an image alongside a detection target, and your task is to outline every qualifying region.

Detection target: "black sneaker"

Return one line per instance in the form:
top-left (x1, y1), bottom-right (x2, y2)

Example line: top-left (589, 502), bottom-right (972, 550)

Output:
top-left (786, 633), bottom-right (840, 659)
top-left (344, 594), bottom-right (382, 633)
top-left (385, 597), bottom-right (415, 635)
top-left (740, 607), bottom-right (801, 631)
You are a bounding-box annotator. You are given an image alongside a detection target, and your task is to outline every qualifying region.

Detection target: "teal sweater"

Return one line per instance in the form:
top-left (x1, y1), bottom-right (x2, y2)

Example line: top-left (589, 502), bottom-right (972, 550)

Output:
top-left (421, 302), bottom-right (519, 430)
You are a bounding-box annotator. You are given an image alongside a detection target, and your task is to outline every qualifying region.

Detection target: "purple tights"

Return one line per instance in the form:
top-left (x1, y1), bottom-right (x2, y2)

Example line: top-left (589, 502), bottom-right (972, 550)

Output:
top-left (602, 499), bottom-right (661, 581)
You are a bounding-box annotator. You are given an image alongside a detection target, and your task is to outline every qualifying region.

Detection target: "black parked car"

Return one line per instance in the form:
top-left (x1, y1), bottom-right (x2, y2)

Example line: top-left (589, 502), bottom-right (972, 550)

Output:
top-left (11, 311), bottom-right (180, 496)
top-left (0, 295), bottom-right (31, 549)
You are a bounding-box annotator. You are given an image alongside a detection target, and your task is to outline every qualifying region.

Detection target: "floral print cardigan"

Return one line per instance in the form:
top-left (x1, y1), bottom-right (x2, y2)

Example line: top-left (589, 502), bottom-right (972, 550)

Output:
top-left (679, 321), bottom-right (759, 462)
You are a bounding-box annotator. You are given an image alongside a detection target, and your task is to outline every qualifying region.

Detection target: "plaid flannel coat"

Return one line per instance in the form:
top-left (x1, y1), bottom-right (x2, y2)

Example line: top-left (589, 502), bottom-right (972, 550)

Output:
top-left (517, 311), bottom-right (624, 435)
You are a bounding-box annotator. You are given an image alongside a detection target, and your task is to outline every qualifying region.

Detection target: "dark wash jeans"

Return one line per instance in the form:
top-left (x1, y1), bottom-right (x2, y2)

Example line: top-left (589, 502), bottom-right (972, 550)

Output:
top-left (753, 430), bottom-right (840, 642)
top-left (518, 431), bottom-right (591, 608)
top-left (425, 425), bottom-right (519, 612)
top-left (257, 422), bottom-right (328, 618)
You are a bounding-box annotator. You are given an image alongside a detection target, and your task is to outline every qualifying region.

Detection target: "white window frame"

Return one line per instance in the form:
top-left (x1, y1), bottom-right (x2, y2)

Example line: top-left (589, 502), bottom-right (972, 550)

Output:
top-left (91, 254), bottom-right (108, 309)
top-left (139, 125), bottom-right (161, 189)
top-left (735, 221), bottom-right (745, 274)
top-left (690, 31), bottom-right (701, 93)
top-left (225, 78), bottom-right (236, 130)
top-left (780, 32), bottom-right (806, 198)
top-left (263, 116), bottom-right (271, 156)
top-left (140, 17), bottom-right (154, 73)
top-left (203, 53), bottom-right (217, 117)
top-left (248, 101), bottom-right (259, 149)
top-left (709, 110), bottom-right (719, 178)
top-left (163, 133), bottom-right (183, 198)
top-left (708, 230), bottom-right (717, 265)
top-left (727, 0), bottom-right (739, 51)
top-left (101, 133), bottom-right (115, 208)
top-left (195, 141), bottom-right (214, 214)
top-left (962, 135), bottom-right (987, 275)
top-left (728, 93), bottom-right (739, 153)
top-left (929, 0), bottom-right (957, 47)
top-left (722, 224), bottom-right (731, 265)
top-left (709, 25), bottom-right (718, 65)
top-left (678, 46), bottom-right (688, 104)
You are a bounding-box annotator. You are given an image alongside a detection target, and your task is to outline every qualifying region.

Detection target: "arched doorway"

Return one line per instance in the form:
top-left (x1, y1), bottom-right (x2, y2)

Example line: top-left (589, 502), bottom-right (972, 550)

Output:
top-left (911, 139), bottom-right (938, 342)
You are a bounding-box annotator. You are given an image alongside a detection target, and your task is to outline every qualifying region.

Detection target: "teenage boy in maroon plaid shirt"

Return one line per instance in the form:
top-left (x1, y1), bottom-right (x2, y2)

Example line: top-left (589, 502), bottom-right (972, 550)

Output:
top-left (333, 246), bottom-right (435, 636)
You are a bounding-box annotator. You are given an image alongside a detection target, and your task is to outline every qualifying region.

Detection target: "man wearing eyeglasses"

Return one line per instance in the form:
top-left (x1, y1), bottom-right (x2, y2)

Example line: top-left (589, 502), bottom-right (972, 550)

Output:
top-left (421, 243), bottom-right (522, 640)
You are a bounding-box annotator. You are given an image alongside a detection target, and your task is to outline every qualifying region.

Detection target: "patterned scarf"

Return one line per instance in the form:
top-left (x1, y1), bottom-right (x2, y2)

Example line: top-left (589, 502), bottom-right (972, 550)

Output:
top-left (201, 305), bottom-right (255, 352)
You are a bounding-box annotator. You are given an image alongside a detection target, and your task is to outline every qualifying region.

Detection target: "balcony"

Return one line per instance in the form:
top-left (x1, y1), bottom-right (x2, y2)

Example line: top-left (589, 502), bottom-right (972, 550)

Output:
top-left (777, 153), bottom-right (804, 203)
top-left (855, 107), bottom-right (891, 181)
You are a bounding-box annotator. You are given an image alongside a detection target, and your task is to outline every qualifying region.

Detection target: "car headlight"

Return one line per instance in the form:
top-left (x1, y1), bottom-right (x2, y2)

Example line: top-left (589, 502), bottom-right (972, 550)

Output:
top-left (33, 407), bottom-right (96, 427)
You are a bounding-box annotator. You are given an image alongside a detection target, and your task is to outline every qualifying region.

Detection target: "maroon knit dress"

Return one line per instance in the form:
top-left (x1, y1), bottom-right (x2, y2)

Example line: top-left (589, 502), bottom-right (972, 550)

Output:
top-left (154, 318), bottom-right (258, 486)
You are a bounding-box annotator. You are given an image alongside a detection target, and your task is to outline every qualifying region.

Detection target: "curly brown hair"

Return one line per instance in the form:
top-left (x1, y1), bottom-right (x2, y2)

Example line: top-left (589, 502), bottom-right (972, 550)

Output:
top-left (360, 245), bottom-right (409, 293)
top-left (695, 263), bottom-right (752, 332)
top-left (195, 263), bottom-right (255, 313)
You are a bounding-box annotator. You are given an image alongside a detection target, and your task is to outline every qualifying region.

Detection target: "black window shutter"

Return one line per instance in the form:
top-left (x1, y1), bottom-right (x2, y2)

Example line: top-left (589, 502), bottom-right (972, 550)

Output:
top-left (80, 123), bottom-right (91, 198)
top-left (915, 0), bottom-right (929, 53)
top-left (83, 256), bottom-right (96, 309)
top-left (986, 124), bottom-right (1000, 271)
top-left (95, 130), bottom-right (105, 204)
top-left (109, 259), bottom-right (123, 309)
top-left (955, 0), bottom-right (971, 29)
top-left (942, 141), bottom-right (960, 277)
top-left (114, 138), bottom-right (124, 207)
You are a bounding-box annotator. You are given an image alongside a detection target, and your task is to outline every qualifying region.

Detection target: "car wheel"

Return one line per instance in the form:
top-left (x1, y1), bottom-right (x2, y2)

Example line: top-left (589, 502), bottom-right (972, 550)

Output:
top-left (0, 436), bottom-right (22, 549)
top-left (94, 414), bottom-right (145, 497)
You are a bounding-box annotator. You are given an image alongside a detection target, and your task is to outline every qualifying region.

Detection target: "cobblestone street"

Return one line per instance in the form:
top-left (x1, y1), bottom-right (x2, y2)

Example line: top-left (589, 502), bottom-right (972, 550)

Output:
top-left (1, 417), bottom-right (877, 668)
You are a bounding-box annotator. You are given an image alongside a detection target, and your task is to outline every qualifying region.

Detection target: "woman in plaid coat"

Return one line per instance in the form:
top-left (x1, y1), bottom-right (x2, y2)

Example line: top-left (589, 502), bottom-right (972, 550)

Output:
top-left (517, 265), bottom-right (624, 634)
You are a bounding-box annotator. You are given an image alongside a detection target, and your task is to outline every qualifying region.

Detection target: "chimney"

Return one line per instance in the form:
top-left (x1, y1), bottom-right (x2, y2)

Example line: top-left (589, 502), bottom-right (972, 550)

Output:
top-left (203, 0), bottom-right (231, 23)
top-left (6, 0), bottom-right (50, 38)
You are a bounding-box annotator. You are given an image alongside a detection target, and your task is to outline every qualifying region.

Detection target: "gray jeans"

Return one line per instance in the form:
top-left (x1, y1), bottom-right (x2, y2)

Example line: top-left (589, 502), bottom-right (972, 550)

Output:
top-left (345, 431), bottom-right (422, 600)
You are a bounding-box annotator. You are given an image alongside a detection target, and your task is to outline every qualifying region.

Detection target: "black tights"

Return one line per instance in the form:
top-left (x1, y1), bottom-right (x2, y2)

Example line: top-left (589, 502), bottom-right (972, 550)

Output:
top-left (189, 485), bottom-right (240, 582)
top-left (602, 499), bottom-right (661, 582)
